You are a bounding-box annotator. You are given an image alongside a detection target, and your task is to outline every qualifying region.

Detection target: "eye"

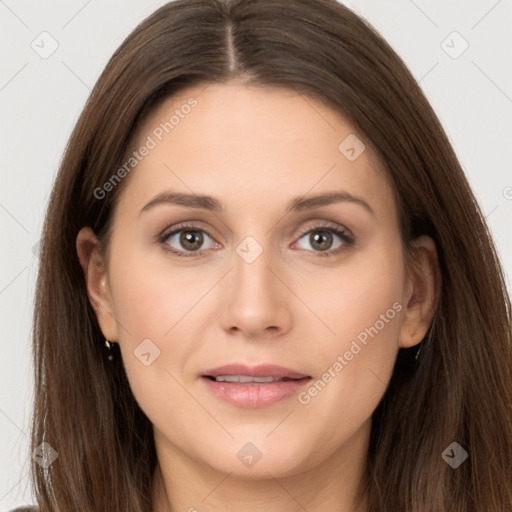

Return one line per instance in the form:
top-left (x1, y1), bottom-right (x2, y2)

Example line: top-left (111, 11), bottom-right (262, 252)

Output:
top-left (294, 223), bottom-right (353, 257)
top-left (159, 223), bottom-right (218, 257)
top-left (157, 221), bottom-right (353, 258)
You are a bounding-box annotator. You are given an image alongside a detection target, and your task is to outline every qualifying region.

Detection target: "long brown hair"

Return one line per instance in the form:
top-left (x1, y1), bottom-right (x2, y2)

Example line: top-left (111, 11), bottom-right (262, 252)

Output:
top-left (30, 0), bottom-right (512, 510)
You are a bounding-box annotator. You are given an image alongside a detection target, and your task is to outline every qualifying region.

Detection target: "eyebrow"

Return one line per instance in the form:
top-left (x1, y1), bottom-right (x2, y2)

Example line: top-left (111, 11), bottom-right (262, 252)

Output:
top-left (139, 190), bottom-right (374, 216)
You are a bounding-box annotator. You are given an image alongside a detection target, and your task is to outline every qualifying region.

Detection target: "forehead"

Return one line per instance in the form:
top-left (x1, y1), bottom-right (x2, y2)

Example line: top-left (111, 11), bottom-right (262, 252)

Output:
top-left (116, 82), bottom-right (394, 220)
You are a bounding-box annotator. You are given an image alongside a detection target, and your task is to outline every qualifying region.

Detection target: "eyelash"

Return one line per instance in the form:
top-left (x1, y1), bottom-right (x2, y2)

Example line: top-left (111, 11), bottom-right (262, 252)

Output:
top-left (156, 221), bottom-right (354, 258)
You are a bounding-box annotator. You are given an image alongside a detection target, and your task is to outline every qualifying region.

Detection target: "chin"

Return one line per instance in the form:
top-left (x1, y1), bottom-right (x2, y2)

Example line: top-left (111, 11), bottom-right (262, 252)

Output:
top-left (197, 436), bottom-right (315, 480)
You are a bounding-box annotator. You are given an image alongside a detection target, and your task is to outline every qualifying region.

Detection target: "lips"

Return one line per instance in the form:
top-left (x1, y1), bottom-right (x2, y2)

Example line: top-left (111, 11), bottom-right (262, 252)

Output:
top-left (200, 364), bottom-right (312, 408)
top-left (211, 375), bottom-right (289, 383)
top-left (202, 363), bottom-right (310, 380)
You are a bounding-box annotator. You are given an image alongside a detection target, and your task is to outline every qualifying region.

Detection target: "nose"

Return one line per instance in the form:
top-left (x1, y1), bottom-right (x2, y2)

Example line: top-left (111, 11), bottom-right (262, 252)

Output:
top-left (219, 242), bottom-right (292, 340)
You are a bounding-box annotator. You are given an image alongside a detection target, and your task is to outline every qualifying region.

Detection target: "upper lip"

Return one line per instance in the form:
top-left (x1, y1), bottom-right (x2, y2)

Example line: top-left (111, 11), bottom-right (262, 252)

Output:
top-left (202, 364), bottom-right (310, 379)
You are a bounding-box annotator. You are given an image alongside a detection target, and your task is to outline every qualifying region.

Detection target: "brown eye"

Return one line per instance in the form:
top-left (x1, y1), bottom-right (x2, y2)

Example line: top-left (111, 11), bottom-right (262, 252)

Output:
top-left (163, 227), bottom-right (216, 255)
top-left (296, 226), bottom-right (350, 254)
top-left (179, 230), bottom-right (204, 251)
top-left (308, 230), bottom-right (334, 251)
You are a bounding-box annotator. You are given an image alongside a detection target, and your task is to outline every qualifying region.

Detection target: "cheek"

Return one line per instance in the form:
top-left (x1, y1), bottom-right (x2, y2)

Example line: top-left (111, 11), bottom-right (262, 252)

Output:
top-left (294, 238), bottom-right (405, 439)
top-left (312, 235), bottom-right (405, 352)
top-left (108, 238), bottom-right (200, 340)
top-left (105, 243), bottom-right (199, 400)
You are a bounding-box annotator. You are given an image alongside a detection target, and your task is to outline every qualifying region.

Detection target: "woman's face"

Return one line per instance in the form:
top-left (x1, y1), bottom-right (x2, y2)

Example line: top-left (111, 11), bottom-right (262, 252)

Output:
top-left (82, 82), bottom-right (430, 480)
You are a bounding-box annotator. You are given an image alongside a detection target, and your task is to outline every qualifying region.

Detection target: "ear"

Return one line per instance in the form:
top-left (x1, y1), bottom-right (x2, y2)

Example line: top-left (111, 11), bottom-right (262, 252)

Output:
top-left (398, 235), bottom-right (441, 349)
top-left (76, 226), bottom-right (119, 341)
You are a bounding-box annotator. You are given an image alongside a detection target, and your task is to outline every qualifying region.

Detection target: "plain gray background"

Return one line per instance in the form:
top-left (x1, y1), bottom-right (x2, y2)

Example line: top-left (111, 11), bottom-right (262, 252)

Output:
top-left (1, 0), bottom-right (511, 508)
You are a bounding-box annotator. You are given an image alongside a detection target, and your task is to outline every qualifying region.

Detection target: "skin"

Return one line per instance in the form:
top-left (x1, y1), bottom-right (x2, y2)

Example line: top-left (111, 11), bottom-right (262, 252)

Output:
top-left (77, 81), bottom-right (440, 512)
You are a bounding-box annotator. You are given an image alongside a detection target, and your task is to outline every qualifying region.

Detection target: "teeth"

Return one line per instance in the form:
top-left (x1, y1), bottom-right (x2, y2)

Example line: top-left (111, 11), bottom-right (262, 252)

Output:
top-left (213, 375), bottom-right (283, 383)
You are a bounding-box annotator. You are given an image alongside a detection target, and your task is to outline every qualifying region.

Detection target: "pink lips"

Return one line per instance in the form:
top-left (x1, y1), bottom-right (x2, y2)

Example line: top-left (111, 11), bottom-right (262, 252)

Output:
top-left (201, 364), bottom-right (312, 409)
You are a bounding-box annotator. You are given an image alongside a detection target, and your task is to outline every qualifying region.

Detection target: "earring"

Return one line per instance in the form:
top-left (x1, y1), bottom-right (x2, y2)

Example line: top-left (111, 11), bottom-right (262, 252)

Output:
top-left (415, 326), bottom-right (435, 363)
top-left (414, 343), bottom-right (423, 361)
top-left (410, 328), bottom-right (423, 362)
top-left (104, 338), bottom-right (116, 362)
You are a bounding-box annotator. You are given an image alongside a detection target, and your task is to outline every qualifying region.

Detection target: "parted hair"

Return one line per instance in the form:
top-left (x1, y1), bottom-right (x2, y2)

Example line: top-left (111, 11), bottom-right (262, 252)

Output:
top-left (30, 1), bottom-right (512, 511)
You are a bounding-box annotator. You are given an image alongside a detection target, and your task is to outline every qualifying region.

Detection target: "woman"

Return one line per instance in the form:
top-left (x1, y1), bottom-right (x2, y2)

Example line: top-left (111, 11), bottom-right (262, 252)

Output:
top-left (22, 0), bottom-right (512, 511)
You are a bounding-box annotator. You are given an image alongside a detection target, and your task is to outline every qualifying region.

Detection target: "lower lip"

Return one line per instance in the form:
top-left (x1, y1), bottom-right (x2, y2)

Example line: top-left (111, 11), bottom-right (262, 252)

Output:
top-left (201, 377), bottom-right (312, 408)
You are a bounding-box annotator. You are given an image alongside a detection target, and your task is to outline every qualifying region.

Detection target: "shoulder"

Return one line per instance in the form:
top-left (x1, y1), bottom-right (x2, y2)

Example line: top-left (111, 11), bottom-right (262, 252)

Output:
top-left (9, 507), bottom-right (38, 512)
